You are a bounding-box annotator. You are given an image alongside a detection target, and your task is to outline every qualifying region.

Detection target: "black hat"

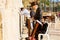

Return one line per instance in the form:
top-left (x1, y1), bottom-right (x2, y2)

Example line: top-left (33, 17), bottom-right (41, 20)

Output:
top-left (31, 2), bottom-right (38, 7)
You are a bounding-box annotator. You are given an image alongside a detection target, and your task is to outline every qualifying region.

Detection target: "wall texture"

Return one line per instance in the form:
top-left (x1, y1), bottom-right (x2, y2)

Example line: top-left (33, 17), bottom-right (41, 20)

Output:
top-left (0, 0), bottom-right (23, 40)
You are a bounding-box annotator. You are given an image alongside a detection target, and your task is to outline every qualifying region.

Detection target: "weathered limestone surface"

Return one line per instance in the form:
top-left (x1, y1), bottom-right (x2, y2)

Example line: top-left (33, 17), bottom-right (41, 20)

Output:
top-left (0, 0), bottom-right (23, 40)
top-left (0, 11), bottom-right (2, 40)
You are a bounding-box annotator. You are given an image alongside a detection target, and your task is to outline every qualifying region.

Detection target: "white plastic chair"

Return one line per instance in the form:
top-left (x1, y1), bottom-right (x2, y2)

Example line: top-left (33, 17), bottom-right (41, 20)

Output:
top-left (36, 20), bottom-right (50, 40)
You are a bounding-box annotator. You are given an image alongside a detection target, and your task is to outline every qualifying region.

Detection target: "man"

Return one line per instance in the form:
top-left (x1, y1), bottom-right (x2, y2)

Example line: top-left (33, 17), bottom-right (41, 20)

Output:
top-left (30, 2), bottom-right (39, 29)
top-left (30, 2), bottom-right (48, 40)
top-left (30, 2), bottom-right (42, 40)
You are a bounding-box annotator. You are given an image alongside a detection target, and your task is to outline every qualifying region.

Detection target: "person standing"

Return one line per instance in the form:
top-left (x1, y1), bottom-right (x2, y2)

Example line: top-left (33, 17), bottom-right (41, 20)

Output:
top-left (30, 2), bottom-right (42, 40)
top-left (30, 2), bottom-right (48, 40)
top-left (30, 2), bottom-right (39, 29)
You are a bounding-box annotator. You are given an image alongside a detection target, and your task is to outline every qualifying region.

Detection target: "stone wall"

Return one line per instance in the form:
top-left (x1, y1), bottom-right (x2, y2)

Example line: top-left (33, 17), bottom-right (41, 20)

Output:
top-left (0, 11), bottom-right (2, 40)
top-left (0, 0), bottom-right (23, 40)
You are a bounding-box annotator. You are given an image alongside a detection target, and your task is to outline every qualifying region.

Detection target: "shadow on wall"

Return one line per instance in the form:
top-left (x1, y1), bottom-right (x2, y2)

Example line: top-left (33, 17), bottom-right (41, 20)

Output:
top-left (0, 11), bottom-right (2, 28)
top-left (0, 11), bottom-right (2, 40)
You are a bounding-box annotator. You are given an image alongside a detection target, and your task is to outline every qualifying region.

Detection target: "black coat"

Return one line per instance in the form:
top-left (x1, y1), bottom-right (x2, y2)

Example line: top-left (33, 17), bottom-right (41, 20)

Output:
top-left (34, 7), bottom-right (42, 21)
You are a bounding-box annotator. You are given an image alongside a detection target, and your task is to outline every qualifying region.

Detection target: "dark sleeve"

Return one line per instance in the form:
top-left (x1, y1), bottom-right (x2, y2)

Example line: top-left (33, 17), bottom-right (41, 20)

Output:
top-left (34, 7), bottom-right (42, 21)
top-left (39, 9), bottom-right (42, 19)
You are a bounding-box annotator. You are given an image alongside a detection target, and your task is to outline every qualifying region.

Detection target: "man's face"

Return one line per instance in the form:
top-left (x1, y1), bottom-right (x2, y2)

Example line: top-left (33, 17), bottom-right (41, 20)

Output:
top-left (32, 5), bottom-right (38, 10)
